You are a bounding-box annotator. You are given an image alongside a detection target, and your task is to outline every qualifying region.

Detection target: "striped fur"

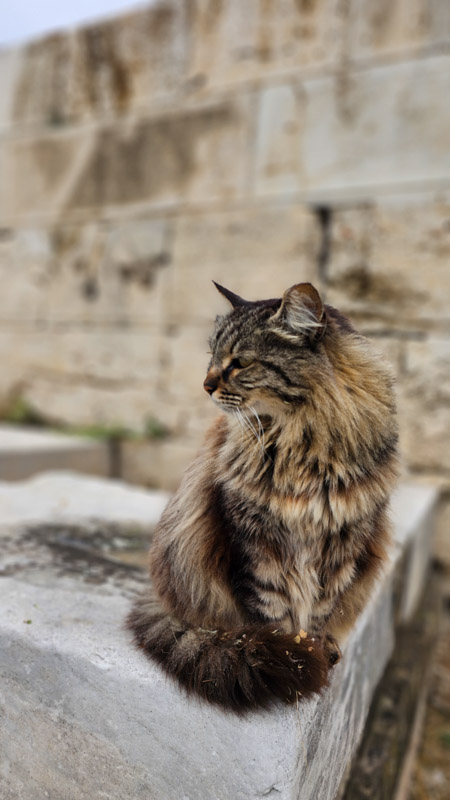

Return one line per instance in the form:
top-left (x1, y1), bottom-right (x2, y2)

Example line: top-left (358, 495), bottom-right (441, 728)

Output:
top-left (127, 283), bottom-right (398, 712)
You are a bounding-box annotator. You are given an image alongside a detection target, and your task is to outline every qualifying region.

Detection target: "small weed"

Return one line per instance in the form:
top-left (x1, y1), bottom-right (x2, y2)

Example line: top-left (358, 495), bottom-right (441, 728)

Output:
top-left (143, 417), bottom-right (170, 440)
top-left (2, 397), bottom-right (47, 427)
top-left (440, 731), bottom-right (450, 748)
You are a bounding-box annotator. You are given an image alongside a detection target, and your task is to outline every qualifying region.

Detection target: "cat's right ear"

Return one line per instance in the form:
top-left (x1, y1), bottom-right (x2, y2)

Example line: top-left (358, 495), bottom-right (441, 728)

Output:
top-left (212, 281), bottom-right (248, 308)
top-left (274, 283), bottom-right (326, 340)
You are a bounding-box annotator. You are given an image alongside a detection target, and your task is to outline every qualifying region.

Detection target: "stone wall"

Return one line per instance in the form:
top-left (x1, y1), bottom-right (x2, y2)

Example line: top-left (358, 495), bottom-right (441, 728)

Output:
top-left (0, 1), bottom-right (449, 553)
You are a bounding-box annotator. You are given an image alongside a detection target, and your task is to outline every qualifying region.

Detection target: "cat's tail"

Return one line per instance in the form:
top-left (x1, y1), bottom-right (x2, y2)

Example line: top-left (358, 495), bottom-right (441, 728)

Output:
top-left (126, 591), bottom-right (335, 713)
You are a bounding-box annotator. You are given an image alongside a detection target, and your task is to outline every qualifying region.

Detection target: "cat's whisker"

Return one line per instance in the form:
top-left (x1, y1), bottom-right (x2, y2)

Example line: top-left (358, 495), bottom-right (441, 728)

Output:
top-left (236, 408), bottom-right (257, 449)
top-left (249, 405), bottom-right (265, 453)
top-left (242, 408), bottom-right (265, 461)
top-left (233, 408), bottom-right (248, 448)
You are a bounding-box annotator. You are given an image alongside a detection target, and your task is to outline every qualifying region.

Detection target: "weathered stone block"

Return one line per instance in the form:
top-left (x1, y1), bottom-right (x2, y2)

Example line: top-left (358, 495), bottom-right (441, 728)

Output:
top-left (0, 228), bottom-right (50, 322)
top-left (297, 55), bottom-right (450, 198)
top-left (253, 83), bottom-right (306, 196)
top-left (398, 338), bottom-right (450, 472)
top-left (121, 436), bottom-right (200, 491)
top-left (0, 326), bottom-right (174, 432)
top-left (0, 219), bottom-right (174, 327)
top-left (10, 2), bottom-right (190, 128)
top-left (67, 98), bottom-right (252, 213)
top-left (3, 129), bottom-right (97, 223)
top-left (0, 482), bottom-right (437, 800)
top-left (251, 56), bottom-right (450, 203)
top-left (187, 0), bottom-right (346, 91)
top-left (3, 95), bottom-right (252, 222)
top-left (0, 426), bottom-right (109, 482)
top-left (325, 199), bottom-right (450, 330)
top-left (163, 322), bottom-right (214, 398)
top-left (10, 378), bottom-right (170, 432)
top-left (0, 48), bottom-right (22, 130)
top-left (170, 205), bottom-right (320, 323)
top-left (0, 469), bottom-right (169, 532)
top-left (348, 0), bottom-right (450, 61)
top-left (2, 329), bottom-right (164, 385)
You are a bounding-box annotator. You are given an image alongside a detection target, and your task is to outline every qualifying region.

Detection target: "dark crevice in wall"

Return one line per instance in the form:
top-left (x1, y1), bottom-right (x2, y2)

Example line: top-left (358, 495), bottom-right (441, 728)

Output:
top-left (108, 437), bottom-right (122, 479)
top-left (314, 205), bottom-right (333, 290)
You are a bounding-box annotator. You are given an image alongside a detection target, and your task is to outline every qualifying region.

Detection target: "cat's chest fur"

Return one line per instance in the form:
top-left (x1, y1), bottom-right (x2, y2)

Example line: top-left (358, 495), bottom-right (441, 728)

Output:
top-left (218, 424), bottom-right (362, 631)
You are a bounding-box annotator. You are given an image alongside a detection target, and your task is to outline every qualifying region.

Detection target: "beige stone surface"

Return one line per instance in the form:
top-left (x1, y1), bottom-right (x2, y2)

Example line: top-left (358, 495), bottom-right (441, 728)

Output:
top-left (0, 219), bottom-right (174, 326)
top-left (326, 200), bottom-right (450, 330)
top-left (67, 97), bottom-right (252, 214)
top-left (348, 0), bottom-right (450, 61)
top-left (9, 378), bottom-right (172, 432)
top-left (187, 0), bottom-right (347, 90)
top-left (2, 99), bottom-right (252, 223)
top-left (298, 55), bottom-right (450, 198)
top-left (170, 205), bottom-right (320, 323)
top-left (121, 436), bottom-right (200, 491)
top-left (9, 2), bottom-right (190, 128)
top-left (248, 56), bottom-right (450, 204)
top-left (0, 48), bottom-right (22, 130)
top-left (3, 129), bottom-right (98, 222)
top-left (398, 338), bottom-right (450, 472)
top-left (0, 328), bottom-right (164, 385)
top-left (253, 83), bottom-right (307, 196)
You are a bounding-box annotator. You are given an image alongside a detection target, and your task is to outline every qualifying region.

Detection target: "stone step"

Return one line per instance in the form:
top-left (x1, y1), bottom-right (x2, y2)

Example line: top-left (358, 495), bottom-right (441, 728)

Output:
top-left (0, 477), bottom-right (438, 800)
top-left (0, 423), bottom-right (110, 481)
top-left (0, 469), bottom-right (169, 530)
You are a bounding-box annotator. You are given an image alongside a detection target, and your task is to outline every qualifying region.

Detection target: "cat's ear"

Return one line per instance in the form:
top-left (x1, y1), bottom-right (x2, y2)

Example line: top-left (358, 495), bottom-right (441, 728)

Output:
top-left (213, 281), bottom-right (248, 308)
top-left (275, 283), bottom-right (326, 340)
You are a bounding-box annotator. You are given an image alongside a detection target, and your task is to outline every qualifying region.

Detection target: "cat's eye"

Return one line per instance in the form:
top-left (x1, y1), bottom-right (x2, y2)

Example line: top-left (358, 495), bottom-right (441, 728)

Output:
top-left (230, 355), bottom-right (253, 369)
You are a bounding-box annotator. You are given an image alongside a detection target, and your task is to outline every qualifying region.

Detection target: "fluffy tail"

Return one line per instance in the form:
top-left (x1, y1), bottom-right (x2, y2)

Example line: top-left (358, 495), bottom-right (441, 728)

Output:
top-left (126, 591), bottom-right (333, 713)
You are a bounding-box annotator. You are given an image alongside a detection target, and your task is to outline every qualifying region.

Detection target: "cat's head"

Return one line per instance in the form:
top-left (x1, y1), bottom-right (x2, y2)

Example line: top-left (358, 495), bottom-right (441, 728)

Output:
top-left (204, 282), bottom-right (327, 417)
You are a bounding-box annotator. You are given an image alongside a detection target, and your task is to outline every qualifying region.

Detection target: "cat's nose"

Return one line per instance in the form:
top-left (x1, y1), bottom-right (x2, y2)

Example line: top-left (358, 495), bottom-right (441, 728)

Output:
top-left (203, 372), bottom-right (220, 395)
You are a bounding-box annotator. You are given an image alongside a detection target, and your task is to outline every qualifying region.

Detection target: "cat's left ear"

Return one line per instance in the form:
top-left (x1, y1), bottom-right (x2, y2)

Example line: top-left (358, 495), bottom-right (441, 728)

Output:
top-left (274, 283), bottom-right (326, 341)
top-left (212, 281), bottom-right (248, 308)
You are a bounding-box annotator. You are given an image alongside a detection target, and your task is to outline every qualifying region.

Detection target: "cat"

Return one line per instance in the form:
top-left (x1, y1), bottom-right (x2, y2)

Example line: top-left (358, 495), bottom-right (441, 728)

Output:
top-left (127, 281), bottom-right (398, 712)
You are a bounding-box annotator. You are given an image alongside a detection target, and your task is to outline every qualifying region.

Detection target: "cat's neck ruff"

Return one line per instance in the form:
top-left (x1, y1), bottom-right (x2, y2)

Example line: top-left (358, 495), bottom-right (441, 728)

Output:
top-left (217, 391), bottom-right (397, 536)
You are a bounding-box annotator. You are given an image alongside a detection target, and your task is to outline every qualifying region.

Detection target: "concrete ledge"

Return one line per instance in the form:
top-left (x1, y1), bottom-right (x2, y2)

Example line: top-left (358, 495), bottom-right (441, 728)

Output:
top-left (0, 424), bottom-right (110, 481)
top-left (0, 479), bottom-right (437, 800)
top-left (0, 469), bottom-right (169, 529)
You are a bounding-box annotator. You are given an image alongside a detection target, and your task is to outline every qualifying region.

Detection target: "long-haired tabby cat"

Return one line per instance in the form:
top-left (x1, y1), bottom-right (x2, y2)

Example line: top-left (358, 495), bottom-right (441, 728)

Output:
top-left (127, 281), bottom-right (398, 712)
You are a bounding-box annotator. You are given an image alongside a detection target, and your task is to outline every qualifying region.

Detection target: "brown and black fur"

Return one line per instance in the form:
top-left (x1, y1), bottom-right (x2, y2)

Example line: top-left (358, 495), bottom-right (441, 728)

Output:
top-left (127, 282), bottom-right (398, 713)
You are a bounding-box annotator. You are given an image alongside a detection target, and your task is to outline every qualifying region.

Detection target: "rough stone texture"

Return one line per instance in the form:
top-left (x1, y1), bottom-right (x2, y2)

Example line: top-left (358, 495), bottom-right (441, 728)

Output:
top-left (326, 201), bottom-right (450, 331)
top-left (0, 0), bottom-right (449, 558)
top-left (187, 0), bottom-right (348, 91)
top-left (347, 0), bottom-right (450, 61)
top-left (0, 481), bottom-right (437, 800)
top-left (9, 2), bottom-right (190, 128)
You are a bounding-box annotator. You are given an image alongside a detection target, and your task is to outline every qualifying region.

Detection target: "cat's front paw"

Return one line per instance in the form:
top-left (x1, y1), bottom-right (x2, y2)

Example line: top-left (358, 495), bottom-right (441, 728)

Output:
top-left (323, 633), bottom-right (341, 667)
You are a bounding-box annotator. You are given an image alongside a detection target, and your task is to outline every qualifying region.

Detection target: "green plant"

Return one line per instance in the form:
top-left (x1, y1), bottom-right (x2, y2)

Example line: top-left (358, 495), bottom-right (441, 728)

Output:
top-left (2, 397), bottom-right (47, 427)
top-left (143, 416), bottom-right (170, 440)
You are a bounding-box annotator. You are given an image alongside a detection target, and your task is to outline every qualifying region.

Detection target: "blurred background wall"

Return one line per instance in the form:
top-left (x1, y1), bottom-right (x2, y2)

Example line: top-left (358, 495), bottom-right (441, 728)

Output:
top-left (0, 0), bottom-right (449, 555)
